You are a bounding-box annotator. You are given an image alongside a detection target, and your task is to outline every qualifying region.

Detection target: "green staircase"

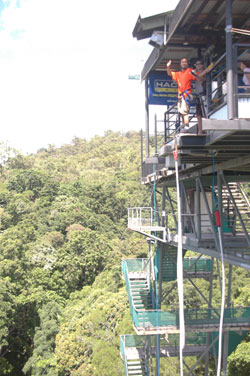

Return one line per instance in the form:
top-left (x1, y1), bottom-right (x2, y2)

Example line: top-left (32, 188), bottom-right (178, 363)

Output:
top-left (126, 358), bottom-right (148, 375)
top-left (122, 258), bottom-right (250, 334)
top-left (121, 255), bottom-right (250, 374)
top-left (130, 278), bottom-right (154, 310)
top-left (154, 249), bottom-right (211, 282)
top-left (160, 249), bottom-right (177, 281)
top-left (120, 335), bottom-right (150, 376)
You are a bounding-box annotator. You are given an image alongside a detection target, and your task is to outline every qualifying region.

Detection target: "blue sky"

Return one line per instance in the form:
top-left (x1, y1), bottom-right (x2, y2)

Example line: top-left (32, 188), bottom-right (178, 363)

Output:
top-left (0, 0), bottom-right (178, 154)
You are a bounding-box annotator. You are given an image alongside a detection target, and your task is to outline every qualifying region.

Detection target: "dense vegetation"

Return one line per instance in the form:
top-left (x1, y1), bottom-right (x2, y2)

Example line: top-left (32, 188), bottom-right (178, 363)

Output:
top-left (0, 131), bottom-right (249, 375)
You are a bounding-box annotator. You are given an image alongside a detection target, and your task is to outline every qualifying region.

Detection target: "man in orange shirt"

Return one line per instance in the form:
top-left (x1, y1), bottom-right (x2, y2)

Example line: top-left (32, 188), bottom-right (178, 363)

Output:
top-left (167, 58), bottom-right (197, 133)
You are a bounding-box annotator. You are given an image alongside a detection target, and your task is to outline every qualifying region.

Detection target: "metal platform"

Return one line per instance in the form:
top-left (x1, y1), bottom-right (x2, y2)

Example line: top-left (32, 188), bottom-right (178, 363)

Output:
top-left (159, 120), bottom-right (250, 177)
top-left (168, 232), bottom-right (250, 269)
top-left (133, 312), bottom-right (250, 336)
top-left (125, 344), bottom-right (207, 359)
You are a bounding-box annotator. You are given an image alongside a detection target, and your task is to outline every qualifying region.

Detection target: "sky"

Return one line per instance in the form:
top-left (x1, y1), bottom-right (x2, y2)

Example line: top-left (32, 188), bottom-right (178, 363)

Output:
top-left (0, 0), bottom-right (179, 154)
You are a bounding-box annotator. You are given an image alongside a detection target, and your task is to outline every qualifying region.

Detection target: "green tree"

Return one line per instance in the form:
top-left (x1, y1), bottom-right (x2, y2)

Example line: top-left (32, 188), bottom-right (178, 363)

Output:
top-left (23, 302), bottom-right (62, 376)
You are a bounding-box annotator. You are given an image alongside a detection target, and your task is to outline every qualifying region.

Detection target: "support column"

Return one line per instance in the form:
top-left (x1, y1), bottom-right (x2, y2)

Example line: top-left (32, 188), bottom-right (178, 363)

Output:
top-left (226, 0), bottom-right (234, 119)
top-left (140, 128), bottom-right (143, 179)
top-left (158, 187), bottom-right (166, 308)
top-left (154, 114), bottom-right (158, 154)
top-left (222, 265), bottom-right (233, 375)
top-left (145, 78), bottom-right (150, 158)
top-left (195, 178), bottom-right (201, 241)
top-left (205, 258), bottom-right (214, 375)
top-left (218, 170), bottom-right (225, 259)
top-left (155, 335), bottom-right (160, 376)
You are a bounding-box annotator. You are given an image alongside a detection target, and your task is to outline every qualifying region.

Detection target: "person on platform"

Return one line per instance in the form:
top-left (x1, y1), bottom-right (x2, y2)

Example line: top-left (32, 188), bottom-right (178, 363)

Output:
top-left (167, 58), bottom-right (208, 133)
top-left (193, 60), bottom-right (207, 135)
top-left (239, 60), bottom-right (250, 90)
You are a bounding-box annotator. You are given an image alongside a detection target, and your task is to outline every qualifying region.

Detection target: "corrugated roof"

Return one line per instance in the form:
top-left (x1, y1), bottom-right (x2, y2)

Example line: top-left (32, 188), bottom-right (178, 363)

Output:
top-left (134, 0), bottom-right (250, 80)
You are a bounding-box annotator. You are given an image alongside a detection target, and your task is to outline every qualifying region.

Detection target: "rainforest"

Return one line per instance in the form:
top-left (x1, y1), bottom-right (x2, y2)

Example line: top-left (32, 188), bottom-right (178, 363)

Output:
top-left (0, 131), bottom-right (249, 375)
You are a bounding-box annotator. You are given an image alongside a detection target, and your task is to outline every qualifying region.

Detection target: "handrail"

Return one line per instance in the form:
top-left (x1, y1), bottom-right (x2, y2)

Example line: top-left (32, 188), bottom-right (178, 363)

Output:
top-left (120, 336), bottom-right (128, 376)
top-left (122, 259), bottom-right (151, 315)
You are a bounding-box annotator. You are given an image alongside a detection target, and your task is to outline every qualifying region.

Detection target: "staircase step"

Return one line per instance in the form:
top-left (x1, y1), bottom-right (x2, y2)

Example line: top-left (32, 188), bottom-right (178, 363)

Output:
top-left (131, 290), bottom-right (150, 294)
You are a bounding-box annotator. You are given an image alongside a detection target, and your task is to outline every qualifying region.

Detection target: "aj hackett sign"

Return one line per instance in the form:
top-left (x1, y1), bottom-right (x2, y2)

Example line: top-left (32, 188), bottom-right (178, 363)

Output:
top-left (155, 79), bottom-right (178, 91)
top-left (148, 72), bottom-right (178, 105)
top-left (148, 72), bottom-right (195, 106)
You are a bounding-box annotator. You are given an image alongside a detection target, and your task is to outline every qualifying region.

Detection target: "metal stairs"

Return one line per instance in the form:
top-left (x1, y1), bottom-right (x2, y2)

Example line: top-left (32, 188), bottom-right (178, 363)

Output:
top-left (214, 182), bottom-right (250, 229)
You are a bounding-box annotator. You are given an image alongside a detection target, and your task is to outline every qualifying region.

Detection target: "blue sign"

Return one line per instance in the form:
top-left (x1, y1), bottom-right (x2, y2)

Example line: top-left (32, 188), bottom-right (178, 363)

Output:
top-left (148, 71), bottom-right (196, 106)
top-left (148, 72), bottom-right (178, 106)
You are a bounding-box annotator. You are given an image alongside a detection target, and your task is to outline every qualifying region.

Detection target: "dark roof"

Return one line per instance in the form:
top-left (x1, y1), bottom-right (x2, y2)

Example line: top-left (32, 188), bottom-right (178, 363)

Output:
top-left (132, 11), bottom-right (174, 40)
top-left (133, 0), bottom-right (250, 80)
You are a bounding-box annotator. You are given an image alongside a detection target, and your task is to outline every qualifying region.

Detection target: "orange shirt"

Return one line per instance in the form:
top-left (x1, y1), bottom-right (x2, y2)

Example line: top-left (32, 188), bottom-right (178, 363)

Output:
top-left (170, 68), bottom-right (196, 98)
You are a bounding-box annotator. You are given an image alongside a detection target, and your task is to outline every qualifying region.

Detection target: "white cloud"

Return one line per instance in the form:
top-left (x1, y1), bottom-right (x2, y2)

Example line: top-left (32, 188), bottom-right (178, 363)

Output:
top-left (0, 0), bottom-right (178, 153)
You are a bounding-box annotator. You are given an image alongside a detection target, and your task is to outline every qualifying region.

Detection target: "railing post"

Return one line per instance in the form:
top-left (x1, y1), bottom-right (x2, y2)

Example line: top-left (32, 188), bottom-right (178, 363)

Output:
top-left (233, 44), bottom-right (238, 118)
top-left (140, 128), bottom-right (144, 178)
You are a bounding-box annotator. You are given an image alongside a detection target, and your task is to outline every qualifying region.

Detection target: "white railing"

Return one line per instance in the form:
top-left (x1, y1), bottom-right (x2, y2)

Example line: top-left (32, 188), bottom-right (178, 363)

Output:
top-left (128, 207), bottom-right (154, 228)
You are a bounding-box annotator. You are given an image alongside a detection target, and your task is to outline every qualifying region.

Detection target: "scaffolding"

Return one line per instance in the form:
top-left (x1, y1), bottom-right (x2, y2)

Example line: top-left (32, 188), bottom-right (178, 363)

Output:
top-left (121, 1), bottom-right (250, 375)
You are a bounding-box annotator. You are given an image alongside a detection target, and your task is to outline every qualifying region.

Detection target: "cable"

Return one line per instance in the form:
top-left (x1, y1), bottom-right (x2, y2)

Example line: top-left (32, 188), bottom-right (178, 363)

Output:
top-left (173, 145), bottom-right (185, 376)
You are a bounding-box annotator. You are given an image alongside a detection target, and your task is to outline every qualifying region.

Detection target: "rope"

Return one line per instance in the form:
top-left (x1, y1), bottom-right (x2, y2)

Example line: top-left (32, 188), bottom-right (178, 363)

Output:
top-left (231, 27), bottom-right (250, 36)
top-left (173, 144), bottom-right (185, 376)
top-left (216, 214), bottom-right (226, 376)
top-left (212, 156), bottom-right (226, 376)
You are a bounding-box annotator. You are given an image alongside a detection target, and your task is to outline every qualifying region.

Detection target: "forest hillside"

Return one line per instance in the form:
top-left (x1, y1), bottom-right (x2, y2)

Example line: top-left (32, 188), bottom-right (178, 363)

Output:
top-left (0, 131), bottom-right (249, 376)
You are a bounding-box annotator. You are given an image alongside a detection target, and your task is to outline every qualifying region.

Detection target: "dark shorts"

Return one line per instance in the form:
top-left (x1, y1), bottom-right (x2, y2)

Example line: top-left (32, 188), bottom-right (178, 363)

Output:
top-left (196, 101), bottom-right (203, 117)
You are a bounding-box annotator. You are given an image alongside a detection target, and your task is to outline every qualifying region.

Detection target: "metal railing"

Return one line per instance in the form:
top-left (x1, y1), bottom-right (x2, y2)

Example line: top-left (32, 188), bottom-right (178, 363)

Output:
top-left (233, 43), bottom-right (250, 118)
top-left (120, 333), bottom-right (207, 349)
top-left (163, 101), bottom-right (198, 143)
top-left (128, 207), bottom-right (154, 228)
top-left (207, 53), bottom-right (227, 116)
top-left (128, 207), bottom-right (168, 242)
